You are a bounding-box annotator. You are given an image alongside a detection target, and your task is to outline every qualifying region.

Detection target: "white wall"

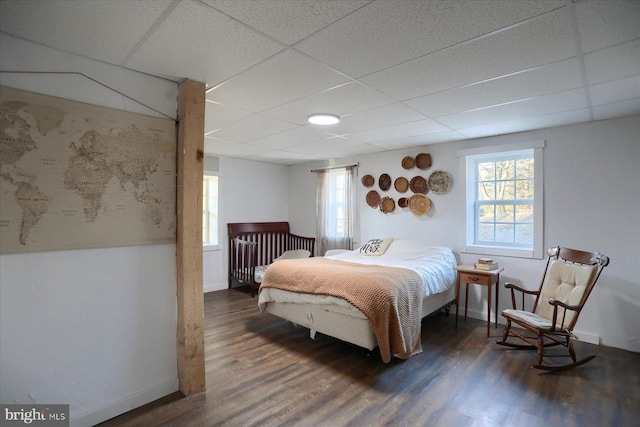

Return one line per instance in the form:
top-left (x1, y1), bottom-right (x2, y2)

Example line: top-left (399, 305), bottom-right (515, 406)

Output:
top-left (203, 157), bottom-right (290, 292)
top-left (0, 34), bottom-right (179, 426)
top-left (288, 115), bottom-right (640, 353)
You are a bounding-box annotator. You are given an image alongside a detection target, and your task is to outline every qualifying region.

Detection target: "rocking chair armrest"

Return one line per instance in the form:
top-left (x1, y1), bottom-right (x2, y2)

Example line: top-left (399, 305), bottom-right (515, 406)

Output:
top-left (505, 282), bottom-right (539, 310)
top-left (548, 298), bottom-right (583, 331)
top-left (548, 298), bottom-right (582, 312)
top-left (504, 282), bottom-right (539, 295)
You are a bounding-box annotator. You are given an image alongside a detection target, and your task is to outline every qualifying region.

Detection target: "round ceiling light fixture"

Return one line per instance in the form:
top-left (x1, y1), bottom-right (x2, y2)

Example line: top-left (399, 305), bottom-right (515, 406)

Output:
top-left (308, 113), bottom-right (340, 125)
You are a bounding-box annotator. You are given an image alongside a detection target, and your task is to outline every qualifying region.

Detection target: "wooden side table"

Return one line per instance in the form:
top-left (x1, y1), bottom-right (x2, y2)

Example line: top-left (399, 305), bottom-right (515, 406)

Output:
top-left (454, 264), bottom-right (504, 337)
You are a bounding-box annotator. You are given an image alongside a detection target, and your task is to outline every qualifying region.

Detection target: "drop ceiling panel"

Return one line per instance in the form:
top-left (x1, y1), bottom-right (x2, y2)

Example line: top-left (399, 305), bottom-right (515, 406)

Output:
top-left (326, 102), bottom-right (426, 134)
top-left (285, 137), bottom-right (363, 156)
top-left (210, 114), bottom-right (297, 143)
top-left (314, 142), bottom-right (382, 159)
top-left (592, 98), bottom-right (640, 121)
top-left (361, 9), bottom-right (576, 101)
top-left (204, 101), bottom-right (253, 134)
top-left (204, 137), bottom-right (271, 158)
top-left (437, 89), bottom-right (588, 129)
top-left (405, 58), bottom-right (583, 118)
top-left (249, 126), bottom-right (333, 150)
top-left (125, 0), bottom-right (285, 83)
top-left (0, 0), bottom-right (173, 65)
top-left (203, 0), bottom-right (373, 45)
top-left (583, 39), bottom-right (640, 85)
top-left (262, 81), bottom-right (395, 125)
top-left (458, 109), bottom-right (590, 139)
top-left (206, 49), bottom-right (351, 113)
top-left (348, 119), bottom-right (450, 143)
top-left (249, 150), bottom-right (316, 165)
top-left (589, 76), bottom-right (640, 107)
top-left (574, 0), bottom-right (640, 53)
top-left (370, 130), bottom-right (466, 150)
top-left (296, 0), bottom-right (564, 78)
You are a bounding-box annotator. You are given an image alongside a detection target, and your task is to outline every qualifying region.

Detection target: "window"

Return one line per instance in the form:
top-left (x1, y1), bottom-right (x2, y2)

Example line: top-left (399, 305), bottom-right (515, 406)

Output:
top-left (203, 174), bottom-right (218, 250)
top-left (459, 141), bottom-right (544, 258)
top-left (315, 166), bottom-right (356, 255)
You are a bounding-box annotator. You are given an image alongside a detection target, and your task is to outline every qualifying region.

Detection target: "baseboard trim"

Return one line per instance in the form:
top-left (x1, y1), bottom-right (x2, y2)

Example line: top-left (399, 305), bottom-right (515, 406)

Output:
top-left (204, 281), bottom-right (226, 293)
top-left (571, 330), bottom-right (600, 345)
top-left (70, 378), bottom-right (179, 427)
top-left (461, 309), bottom-right (600, 345)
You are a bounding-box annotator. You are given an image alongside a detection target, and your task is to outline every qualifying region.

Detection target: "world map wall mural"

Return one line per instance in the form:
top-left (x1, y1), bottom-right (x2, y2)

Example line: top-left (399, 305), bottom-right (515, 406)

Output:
top-left (0, 86), bottom-right (176, 254)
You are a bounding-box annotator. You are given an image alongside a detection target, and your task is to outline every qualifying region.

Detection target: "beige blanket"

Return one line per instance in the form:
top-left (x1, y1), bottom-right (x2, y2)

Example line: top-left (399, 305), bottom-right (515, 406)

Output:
top-left (259, 257), bottom-right (424, 363)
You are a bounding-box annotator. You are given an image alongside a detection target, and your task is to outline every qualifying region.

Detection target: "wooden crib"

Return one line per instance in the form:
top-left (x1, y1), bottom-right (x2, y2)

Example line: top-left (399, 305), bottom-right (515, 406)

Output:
top-left (227, 222), bottom-right (315, 297)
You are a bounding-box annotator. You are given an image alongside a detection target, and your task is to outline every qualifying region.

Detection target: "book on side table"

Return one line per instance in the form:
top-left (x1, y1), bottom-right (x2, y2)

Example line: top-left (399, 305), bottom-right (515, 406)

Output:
top-left (474, 258), bottom-right (499, 270)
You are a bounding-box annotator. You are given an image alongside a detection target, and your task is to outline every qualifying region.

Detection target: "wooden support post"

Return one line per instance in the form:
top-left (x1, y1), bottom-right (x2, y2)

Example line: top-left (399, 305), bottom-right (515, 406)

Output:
top-left (176, 78), bottom-right (206, 395)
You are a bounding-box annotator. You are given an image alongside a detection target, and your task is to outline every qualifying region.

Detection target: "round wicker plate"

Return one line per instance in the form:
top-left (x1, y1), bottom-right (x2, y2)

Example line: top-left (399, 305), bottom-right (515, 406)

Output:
top-left (428, 170), bottom-right (451, 194)
top-left (380, 197), bottom-right (395, 214)
top-left (402, 156), bottom-right (415, 169)
top-left (366, 190), bottom-right (381, 208)
top-left (361, 174), bottom-right (374, 187)
top-left (409, 194), bottom-right (431, 216)
top-left (410, 175), bottom-right (428, 194)
top-left (394, 177), bottom-right (409, 193)
top-left (379, 173), bottom-right (391, 191)
top-left (415, 153), bottom-right (432, 170)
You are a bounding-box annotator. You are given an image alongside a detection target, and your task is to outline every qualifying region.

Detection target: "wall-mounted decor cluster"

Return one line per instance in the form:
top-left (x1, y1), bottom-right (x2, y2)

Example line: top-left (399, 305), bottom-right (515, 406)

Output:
top-left (361, 152), bottom-right (451, 217)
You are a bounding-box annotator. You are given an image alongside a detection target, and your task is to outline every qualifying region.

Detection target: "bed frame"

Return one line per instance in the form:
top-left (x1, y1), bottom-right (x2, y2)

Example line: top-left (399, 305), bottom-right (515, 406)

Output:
top-left (227, 222), bottom-right (315, 297)
top-left (263, 287), bottom-right (456, 352)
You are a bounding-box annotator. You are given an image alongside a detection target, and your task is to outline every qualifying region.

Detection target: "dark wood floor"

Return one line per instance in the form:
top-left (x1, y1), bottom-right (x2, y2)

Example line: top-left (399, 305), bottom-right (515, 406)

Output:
top-left (102, 287), bottom-right (640, 426)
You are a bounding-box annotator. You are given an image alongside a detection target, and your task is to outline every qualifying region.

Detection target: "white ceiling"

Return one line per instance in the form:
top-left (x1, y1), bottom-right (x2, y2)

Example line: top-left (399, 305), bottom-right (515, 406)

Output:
top-left (1, 0), bottom-right (638, 165)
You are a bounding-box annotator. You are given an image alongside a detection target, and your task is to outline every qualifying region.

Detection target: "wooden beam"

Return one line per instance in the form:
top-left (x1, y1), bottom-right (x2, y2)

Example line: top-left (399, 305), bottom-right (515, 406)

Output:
top-left (176, 78), bottom-right (206, 395)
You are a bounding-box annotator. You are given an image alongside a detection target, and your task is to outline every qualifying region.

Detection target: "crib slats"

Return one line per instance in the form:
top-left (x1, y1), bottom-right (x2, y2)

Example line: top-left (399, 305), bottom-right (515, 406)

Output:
top-left (227, 223), bottom-right (316, 297)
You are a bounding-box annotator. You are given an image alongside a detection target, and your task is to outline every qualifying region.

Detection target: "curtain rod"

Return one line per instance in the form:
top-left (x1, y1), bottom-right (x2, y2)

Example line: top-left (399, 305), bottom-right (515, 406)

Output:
top-left (310, 163), bottom-right (359, 173)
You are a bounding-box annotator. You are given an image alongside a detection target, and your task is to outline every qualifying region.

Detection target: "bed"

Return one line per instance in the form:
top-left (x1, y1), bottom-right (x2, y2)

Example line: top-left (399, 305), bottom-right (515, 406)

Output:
top-left (258, 238), bottom-right (458, 362)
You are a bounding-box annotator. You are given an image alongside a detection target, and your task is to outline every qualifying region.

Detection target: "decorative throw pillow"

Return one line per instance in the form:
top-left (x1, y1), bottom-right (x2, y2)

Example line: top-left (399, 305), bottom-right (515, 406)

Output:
top-left (360, 238), bottom-right (394, 256)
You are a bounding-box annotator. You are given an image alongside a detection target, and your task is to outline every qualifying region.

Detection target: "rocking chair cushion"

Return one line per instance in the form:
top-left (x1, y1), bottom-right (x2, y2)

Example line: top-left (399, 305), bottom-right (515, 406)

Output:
top-left (503, 309), bottom-right (563, 331)
top-left (537, 260), bottom-right (598, 325)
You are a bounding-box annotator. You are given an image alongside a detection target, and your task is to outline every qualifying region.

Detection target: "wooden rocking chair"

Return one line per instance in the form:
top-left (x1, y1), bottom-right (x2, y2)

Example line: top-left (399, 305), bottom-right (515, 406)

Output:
top-left (496, 246), bottom-right (609, 371)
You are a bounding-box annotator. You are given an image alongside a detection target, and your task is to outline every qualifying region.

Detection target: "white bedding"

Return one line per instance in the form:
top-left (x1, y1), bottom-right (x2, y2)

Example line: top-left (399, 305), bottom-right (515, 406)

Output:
top-left (258, 240), bottom-right (457, 313)
top-left (325, 243), bottom-right (457, 296)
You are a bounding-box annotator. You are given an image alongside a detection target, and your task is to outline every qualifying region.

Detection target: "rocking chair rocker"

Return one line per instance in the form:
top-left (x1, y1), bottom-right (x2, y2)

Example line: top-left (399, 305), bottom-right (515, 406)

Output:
top-left (496, 246), bottom-right (609, 371)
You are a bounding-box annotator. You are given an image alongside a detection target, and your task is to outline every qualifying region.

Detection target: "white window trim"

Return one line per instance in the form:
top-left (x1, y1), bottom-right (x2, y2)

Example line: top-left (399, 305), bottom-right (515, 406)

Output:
top-left (203, 170), bottom-right (220, 252)
top-left (458, 140), bottom-right (545, 259)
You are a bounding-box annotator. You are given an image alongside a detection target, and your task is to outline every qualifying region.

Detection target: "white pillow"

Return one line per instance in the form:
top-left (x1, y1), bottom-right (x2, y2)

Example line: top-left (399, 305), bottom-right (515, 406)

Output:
top-left (324, 249), bottom-right (351, 257)
top-left (359, 238), bottom-right (394, 256)
top-left (384, 239), bottom-right (431, 256)
top-left (274, 249), bottom-right (311, 261)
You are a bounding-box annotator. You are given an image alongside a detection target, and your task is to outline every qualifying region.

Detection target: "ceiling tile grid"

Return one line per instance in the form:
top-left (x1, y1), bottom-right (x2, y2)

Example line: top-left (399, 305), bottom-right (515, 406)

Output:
top-left (0, 0), bottom-right (638, 165)
top-left (0, 0), bottom-right (174, 65)
top-left (294, 0), bottom-right (566, 78)
top-left (124, 0), bottom-right (286, 84)
top-left (260, 81), bottom-right (396, 125)
top-left (360, 8), bottom-right (578, 101)
top-left (574, 0), bottom-right (640, 53)
top-left (205, 48), bottom-right (352, 113)
top-left (203, 0), bottom-right (373, 46)
top-left (403, 58), bottom-right (584, 118)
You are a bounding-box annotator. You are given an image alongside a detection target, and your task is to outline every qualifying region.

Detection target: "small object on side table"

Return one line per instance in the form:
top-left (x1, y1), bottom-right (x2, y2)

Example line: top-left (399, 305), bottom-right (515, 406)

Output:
top-left (454, 264), bottom-right (504, 337)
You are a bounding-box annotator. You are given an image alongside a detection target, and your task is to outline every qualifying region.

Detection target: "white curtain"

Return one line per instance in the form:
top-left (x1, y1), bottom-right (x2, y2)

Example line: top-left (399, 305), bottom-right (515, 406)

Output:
top-left (316, 166), bottom-right (355, 256)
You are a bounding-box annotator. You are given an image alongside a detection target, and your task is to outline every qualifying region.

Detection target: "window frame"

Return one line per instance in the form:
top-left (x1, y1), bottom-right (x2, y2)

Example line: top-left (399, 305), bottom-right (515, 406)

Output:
top-left (203, 171), bottom-right (219, 252)
top-left (315, 165), bottom-right (356, 254)
top-left (458, 140), bottom-right (545, 259)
